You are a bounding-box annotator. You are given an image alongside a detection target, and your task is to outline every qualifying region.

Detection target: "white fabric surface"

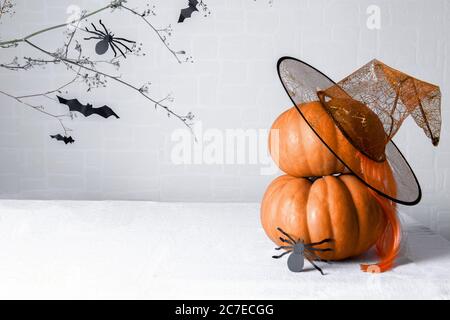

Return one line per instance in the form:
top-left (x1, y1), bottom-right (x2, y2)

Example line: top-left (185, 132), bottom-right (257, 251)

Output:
top-left (0, 200), bottom-right (449, 299)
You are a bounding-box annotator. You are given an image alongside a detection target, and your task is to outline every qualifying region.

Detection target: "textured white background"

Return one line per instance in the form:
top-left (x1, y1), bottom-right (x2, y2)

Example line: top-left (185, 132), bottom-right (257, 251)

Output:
top-left (0, 0), bottom-right (449, 238)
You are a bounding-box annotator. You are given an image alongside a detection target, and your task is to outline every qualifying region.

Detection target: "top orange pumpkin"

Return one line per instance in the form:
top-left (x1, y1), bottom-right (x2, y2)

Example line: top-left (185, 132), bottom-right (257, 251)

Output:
top-left (269, 102), bottom-right (397, 198)
top-left (269, 102), bottom-right (364, 178)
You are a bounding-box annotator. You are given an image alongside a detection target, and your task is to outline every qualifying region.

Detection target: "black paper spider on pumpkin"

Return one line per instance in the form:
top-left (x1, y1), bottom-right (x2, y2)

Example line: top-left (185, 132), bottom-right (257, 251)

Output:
top-left (84, 20), bottom-right (136, 58)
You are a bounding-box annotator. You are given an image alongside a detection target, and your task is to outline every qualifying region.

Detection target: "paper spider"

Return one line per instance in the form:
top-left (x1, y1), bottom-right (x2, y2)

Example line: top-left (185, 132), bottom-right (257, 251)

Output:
top-left (272, 227), bottom-right (333, 275)
top-left (84, 20), bottom-right (136, 58)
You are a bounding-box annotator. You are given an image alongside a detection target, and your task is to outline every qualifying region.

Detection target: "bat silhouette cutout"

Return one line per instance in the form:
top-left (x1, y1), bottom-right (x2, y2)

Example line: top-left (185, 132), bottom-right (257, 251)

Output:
top-left (50, 134), bottom-right (75, 144)
top-left (57, 96), bottom-right (119, 119)
top-left (178, 0), bottom-right (199, 23)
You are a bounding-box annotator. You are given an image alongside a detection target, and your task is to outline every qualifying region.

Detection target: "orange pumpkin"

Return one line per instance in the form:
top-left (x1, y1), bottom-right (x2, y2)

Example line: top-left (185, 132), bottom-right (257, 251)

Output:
top-left (260, 174), bottom-right (387, 260)
top-left (268, 102), bottom-right (353, 177)
top-left (269, 102), bottom-right (397, 197)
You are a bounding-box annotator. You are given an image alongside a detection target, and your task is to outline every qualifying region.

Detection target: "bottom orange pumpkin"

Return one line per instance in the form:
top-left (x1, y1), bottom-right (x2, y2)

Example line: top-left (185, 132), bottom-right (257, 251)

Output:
top-left (261, 174), bottom-right (387, 260)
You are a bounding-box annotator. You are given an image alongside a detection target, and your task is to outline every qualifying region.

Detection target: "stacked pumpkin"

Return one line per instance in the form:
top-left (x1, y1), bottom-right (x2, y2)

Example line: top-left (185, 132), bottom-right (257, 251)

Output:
top-left (261, 101), bottom-right (397, 267)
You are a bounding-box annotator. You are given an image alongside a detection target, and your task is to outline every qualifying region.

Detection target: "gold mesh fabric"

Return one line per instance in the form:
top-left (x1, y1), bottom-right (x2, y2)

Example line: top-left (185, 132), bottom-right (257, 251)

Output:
top-left (317, 90), bottom-right (388, 162)
top-left (325, 59), bottom-right (441, 147)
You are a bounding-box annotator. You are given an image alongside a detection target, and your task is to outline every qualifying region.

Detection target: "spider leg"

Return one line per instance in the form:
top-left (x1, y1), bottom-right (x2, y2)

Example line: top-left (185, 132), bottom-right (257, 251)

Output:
top-left (305, 250), bottom-right (331, 264)
top-left (91, 22), bottom-right (106, 36)
top-left (113, 37), bottom-right (137, 44)
top-left (84, 27), bottom-right (104, 37)
top-left (279, 237), bottom-right (294, 245)
top-left (113, 40), bottom-right (134, 53)
top-left (272, 250), bottom-right (292, 259)
top-left (109, 42), bottom-right (118, 57)
top-left (306, 247), bottom-right (333, 252)
top-left (83, 36), bottom-right (103, 41)
top-left (275, 245), bottom-right (293, 250)
top-left (111, 42), bottom-right (126, 58)
top-left (305, 255), bottom-right (324, 275)
top-left (305, 238), bottom-right (333, 247)
top-left (99, 20), bottom-right (110, 36)
top-left (276, 227), bottom-right (297, 244)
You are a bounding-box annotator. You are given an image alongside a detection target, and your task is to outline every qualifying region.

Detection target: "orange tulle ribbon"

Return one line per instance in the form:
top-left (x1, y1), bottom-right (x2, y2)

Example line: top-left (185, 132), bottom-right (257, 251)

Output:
top-left (356, 152), bottom-right (401, 273)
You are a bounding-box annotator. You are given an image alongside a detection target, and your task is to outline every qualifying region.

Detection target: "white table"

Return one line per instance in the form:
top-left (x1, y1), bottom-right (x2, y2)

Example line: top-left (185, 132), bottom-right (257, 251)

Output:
top-left (0, 200), bottom-right (449, 299)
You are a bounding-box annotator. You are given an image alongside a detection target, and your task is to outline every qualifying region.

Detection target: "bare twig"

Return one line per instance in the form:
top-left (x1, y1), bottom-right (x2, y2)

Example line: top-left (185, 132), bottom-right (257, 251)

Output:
top-left (0, 2), bottom-right (112, 47)
top-left (0, 0), bottom-right (186, 63)
top-left (0, 50), bottom-right (85, 134)
top-left (0, 0), bottom-right (15, 21)
top-left (0, 0), bottom-right (196, 142)
top-left (0, 89), bottom-right (72, 135)
top-left (120, 4), bottom-right (186, 63)
top-left (64, 11), bottom-right (86, 58)
top-left (24, 39), bottom-right (194, 133)
top-left (17, 64), bottom-right (82, 100)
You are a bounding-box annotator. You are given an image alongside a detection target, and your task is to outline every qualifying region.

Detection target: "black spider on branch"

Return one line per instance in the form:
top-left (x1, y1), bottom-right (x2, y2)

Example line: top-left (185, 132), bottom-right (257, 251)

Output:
top-left (0, 1), bottom-right (197, 144)
top-left (84, 20), bottom-right (136, 58)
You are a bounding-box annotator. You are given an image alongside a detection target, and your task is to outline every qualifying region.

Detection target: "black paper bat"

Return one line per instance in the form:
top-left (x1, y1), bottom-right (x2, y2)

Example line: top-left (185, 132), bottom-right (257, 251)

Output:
top-left (57, 96), bottom-right (119, 119)
top-left (178, 0), bottom-right (199, 23)
top-left (50, 134), bottom-right (75, 144)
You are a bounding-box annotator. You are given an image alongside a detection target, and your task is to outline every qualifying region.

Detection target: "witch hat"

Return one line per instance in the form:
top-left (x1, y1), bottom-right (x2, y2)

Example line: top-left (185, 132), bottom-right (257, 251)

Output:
top-left (277, 57), bottom-right (442, 205)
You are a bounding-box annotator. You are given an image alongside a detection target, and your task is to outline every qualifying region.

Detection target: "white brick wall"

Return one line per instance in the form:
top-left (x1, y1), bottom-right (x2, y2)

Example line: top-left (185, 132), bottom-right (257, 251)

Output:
top-left (0, 0), bottom-right (449, 238)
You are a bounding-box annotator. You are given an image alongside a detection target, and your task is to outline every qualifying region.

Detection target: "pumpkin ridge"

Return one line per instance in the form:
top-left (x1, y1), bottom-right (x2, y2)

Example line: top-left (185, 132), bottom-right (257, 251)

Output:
top-left (271, 177), bottom-right (293, 233)
top-left (266, 176), bottom-right (290, 200)
top-left (305, 180), bottom-right (319, 242)
top-left (261, 176), bottom-right (288, 237)
top-left (322, 177), bottom-right (334, 245)
top-left (301, 178), bottom-right (312, 243)
top-left (285, 109), bottom-right (293, 173)
top-left (286, 109), bottom-right (301, 169)
top-left (298, 111), bottom-right (313, 175)
top-left (317, 102), bottom-right (339, 170)
top-left (338, 175), bottom-right (361, 254)
top-left (308, 177), bottom-right (334, 251)
top-left (288, 178), bottom-right (312, 239)
top-left (280, 177), bottom-right (303, 233)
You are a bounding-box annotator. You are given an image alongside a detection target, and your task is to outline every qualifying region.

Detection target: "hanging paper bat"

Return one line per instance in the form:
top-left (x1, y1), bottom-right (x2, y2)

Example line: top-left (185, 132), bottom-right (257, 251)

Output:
top-left (178, 0), bottom-right (199, 23)
top-left (57, 96), bottom-right (120, 119)
top-left (50, 134), bottom-right (75, 144)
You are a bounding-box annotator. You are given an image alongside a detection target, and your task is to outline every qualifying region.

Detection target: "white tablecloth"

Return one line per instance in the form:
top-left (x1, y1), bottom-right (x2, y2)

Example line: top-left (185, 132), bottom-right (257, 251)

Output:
top-left (0, 200), bottom-right (449, 299)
